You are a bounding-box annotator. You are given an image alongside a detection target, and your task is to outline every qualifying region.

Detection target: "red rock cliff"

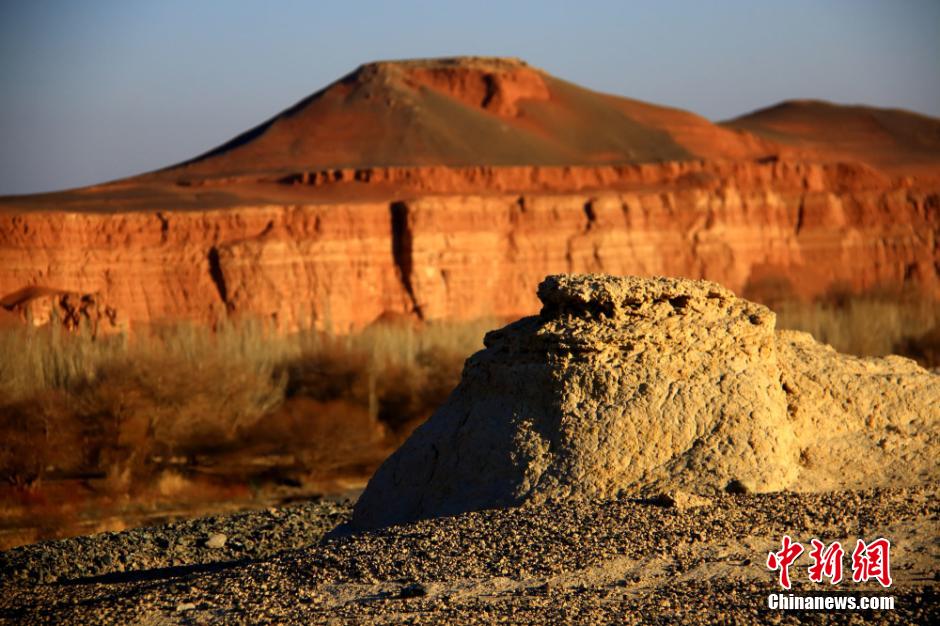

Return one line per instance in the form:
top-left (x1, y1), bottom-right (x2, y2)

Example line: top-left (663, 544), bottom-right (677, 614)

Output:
top-left (1, 57), bottom-right (938, 332)
top-left (1, 160), bottom-right (936, 333)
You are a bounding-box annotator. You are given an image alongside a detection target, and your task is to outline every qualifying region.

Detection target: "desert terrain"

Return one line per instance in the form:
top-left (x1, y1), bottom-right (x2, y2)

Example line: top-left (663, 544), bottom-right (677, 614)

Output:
top-left (2, 274), bottom-right (938, 623)
top-left (0, 56), bottom-right (938, 623)
top-left (2, 58), bottom-right (938, 333)
top-left (1, 487), bottom-right (936, 624)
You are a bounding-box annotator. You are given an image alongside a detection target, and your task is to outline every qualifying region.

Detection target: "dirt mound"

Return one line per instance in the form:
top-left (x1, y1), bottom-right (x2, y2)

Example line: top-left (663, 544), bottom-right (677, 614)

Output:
top-left (723, 99), bottom-right (940, 172)
top-left (154, 57), bottom-right (775, 182)
top-left (353, 274), bottom-right (939, 528)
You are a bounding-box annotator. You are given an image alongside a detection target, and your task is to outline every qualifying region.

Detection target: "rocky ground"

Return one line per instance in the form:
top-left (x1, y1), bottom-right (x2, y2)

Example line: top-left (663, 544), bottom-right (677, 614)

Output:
top-left (1, 486), bottom-right (936, 624)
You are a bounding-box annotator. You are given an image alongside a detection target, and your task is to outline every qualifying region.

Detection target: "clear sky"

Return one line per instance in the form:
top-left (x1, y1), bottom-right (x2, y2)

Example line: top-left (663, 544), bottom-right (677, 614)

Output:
top-left (1, 0), bottom-right (938, 195)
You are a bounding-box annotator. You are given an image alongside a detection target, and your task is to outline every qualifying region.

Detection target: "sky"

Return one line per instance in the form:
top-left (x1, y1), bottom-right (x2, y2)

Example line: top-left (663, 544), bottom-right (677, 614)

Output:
top-left (1, 0), bottom-right (938, 195)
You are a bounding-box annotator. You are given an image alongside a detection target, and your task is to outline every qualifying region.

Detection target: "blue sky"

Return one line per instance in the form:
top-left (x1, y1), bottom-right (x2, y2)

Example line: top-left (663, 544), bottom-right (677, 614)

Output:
top-left (1, 0), bottom-right (938, 194)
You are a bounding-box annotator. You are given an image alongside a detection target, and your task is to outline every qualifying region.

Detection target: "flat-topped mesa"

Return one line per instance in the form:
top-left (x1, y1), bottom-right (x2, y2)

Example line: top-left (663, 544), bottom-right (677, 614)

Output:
top-left (364, 56), bottom-right (532, 71)
top-left (352, 274), bottom-right (939, 529)
top-left (82, 55), bottom-right (937, 190)
top-left (148, 55), bottom-right (708, 182)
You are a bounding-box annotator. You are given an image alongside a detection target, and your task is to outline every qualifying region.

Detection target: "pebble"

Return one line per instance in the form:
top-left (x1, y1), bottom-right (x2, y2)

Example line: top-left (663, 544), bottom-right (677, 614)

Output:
top-left (0, 486), bottom-right (935, 624)
top-left (397, 582), bottom-right (428, 599)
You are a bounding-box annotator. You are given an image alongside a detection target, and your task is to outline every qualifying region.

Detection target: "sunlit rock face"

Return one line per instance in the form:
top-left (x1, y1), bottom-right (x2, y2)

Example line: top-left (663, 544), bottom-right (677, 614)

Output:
top-left (352, 274), bottom-right (939, 529)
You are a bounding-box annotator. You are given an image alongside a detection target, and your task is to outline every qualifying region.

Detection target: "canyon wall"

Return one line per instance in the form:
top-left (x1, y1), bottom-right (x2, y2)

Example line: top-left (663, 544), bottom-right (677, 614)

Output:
top-left (1, 162), bottom-right (937, 333)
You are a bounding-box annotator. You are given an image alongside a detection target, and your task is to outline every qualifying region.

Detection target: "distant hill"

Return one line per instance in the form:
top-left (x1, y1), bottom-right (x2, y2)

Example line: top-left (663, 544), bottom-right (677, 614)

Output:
top-left (723, 99), bottom-right (940, 171)
top-left (2, 57), bottom-right (938, 209)
top-left (153, 57), bottom-right (776, 182)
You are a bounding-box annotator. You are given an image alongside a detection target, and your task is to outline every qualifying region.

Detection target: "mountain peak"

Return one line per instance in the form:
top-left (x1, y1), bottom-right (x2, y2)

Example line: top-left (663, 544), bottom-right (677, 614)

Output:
top-left (158, 56), bottom-right (718, 181)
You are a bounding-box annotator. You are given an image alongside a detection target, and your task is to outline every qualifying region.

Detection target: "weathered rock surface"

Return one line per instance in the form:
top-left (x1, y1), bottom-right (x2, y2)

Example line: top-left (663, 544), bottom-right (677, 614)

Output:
top-left (352, 274), bottom-right (939, 528)
top-left (776, 330), bottom-right (940, 491)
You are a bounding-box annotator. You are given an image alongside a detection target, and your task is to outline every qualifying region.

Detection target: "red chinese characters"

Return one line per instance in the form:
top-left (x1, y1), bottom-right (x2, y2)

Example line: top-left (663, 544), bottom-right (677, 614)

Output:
top-left (767, 535), bottom-right (805, 590)
top-left (767, 536), bottom-right (892, 589)
top-left (807, 539), bottom-right (844, 584)
top-left (851, 538), bottom-right (893, 588)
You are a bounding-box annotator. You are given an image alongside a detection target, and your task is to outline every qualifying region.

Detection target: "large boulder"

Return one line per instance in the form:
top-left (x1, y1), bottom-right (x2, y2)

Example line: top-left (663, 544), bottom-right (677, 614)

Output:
top-left (353, 275), bottom-right (939, 529)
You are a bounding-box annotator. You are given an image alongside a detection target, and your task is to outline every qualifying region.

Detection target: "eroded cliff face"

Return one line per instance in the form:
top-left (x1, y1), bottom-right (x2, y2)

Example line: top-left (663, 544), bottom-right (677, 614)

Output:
top-left (399, 184), bottom-right (938, 322)
top-left (0, 203), bottom-right (418, 332)
top-left (4, 57), bottom-right (936, 332)
top-left (0, 161), bottom-right (937, 333)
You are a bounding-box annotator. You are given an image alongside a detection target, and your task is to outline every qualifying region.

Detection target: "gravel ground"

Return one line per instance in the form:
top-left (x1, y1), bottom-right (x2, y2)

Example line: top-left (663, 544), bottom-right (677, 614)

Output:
top-left (0, 498), bottom-right (352, 586)
top-left (1, 487), bottom-right (936, 624)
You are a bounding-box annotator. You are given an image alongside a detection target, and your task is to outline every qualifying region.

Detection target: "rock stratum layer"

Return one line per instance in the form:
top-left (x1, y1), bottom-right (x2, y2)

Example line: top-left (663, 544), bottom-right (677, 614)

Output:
top-left (353, 275), bottom-right (939, 529)
top-left (1, 160), bottom-right (938, 332)
top-left (1, 57), bottom-right (939, 332)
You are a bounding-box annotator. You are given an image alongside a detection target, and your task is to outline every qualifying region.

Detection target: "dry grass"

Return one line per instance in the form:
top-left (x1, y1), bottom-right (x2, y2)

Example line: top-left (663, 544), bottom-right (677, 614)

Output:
top-left (774, 297), bottom-right (939, 364)
top-left (744, 277), bottom-right (939, 367)
top-left (0, 317), bottom-right (494, 488)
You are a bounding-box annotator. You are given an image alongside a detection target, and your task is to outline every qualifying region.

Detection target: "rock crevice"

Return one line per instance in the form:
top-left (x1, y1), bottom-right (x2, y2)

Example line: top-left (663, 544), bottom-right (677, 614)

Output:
top-left (390, 201), bottom-right (423, 319)
top-left (206, 246), bottom-right (229, 308)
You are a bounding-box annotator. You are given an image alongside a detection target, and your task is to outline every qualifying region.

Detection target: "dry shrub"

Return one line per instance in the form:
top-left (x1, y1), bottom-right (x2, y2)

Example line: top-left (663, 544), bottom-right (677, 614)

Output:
top-left (241, 397), bottom-right (388, 475)
top-left (772, 287), bottom-right (939, 368)
top-left (897, 323), bottom-right (940, 367)
top-left (741, 274), bottom-right (798, 310)
top-left (286, 319), bottom-right (492, 431)
top-left (0, 393), bottom-right (84, 486)
top-left (742, 274), bottom-right (939, 367)
top-left (0, 316), bottom-right (492, 488)
top-left (72, 354), bottom-right (286, 476)
top-left (0, 320), bottom-right (126, 407)
top-left (286, 342), bottom-right (371, 404)
top-left (372, 346), bottom-right (468, 432)
top-left (0, 319), bottom-right (287, 486)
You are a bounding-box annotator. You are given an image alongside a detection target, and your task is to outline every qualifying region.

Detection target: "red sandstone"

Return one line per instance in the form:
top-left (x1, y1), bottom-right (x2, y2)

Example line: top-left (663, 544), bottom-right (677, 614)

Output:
top-left (1, 57), bottom-right (937, 333)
